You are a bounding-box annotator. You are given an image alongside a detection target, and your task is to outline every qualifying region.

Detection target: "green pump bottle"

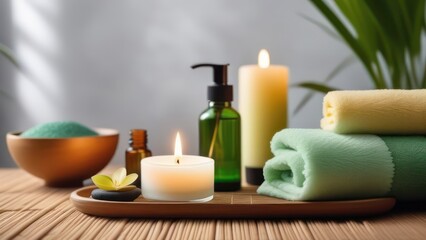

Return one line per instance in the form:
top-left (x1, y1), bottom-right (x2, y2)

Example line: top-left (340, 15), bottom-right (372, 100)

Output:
top-left (192, 63), bottom-right (241, 191)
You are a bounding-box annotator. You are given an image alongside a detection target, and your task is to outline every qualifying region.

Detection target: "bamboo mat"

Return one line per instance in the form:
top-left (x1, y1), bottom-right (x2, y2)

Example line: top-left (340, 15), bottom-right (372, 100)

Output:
top-left (1, 168), bottom-right (425, 240)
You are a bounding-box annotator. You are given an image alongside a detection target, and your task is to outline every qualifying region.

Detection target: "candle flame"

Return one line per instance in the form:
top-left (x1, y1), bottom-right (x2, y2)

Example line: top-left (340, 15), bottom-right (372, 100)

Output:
top-left (174, 132), bottom-right (182, 164)
top-left (258, 49), bottom-right (270, 68)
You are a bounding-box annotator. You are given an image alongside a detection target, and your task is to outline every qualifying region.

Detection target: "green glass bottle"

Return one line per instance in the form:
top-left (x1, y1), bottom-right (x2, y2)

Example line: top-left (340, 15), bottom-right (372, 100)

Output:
top-left (192, 63), bottom-right (241, 191)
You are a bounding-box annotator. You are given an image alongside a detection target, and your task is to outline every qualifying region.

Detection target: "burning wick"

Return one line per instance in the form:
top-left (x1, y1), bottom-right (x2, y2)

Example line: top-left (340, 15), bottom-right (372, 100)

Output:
top-left (175, 132), bottom-right (183, 165)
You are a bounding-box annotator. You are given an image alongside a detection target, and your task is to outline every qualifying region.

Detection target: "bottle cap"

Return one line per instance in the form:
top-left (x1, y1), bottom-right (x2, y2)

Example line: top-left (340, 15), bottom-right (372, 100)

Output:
top-left (129, 129), bottom-right (147, 148)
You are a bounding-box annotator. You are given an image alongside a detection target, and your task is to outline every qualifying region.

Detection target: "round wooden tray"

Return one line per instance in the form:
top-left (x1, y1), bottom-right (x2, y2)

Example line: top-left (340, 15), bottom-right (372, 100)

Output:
top-left (70, 186), bottom-right (396, 219)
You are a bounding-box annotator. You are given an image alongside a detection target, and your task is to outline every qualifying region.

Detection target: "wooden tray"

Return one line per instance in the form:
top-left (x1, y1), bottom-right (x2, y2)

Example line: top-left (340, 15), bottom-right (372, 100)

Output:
top-left (70, 186), bottom-right (396, 219)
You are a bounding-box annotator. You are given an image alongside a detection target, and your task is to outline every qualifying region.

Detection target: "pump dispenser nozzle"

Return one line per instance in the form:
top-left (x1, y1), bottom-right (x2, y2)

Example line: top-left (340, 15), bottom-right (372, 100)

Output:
top-left (192, 63), bottom-right (233, 102)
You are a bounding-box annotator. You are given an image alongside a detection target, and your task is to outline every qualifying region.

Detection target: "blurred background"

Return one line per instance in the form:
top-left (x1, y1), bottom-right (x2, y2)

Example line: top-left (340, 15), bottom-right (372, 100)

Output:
top-left (0, 0), bottom-right (371, 167)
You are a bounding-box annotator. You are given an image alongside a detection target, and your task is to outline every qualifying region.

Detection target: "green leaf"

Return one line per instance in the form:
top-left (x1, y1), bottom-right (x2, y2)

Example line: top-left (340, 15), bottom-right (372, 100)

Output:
top-left (309, 0), bottom-right (381, 88)
top-left (293, 91), bottom-right (317, 116)
top-left (292, 81), bottom-right (339, 114)
top-left (300, 14), bottom-right (341, 41)
top-left (307, 0), bottom-right (426, 93)
top-left (0, 43), bottom-right (19, 68)
top-left (293, 82), bottom-right (338, 93)
top-left (422, 66), bottom-right (426, 88)
top-left (293, 55), bottom-right (355, 114)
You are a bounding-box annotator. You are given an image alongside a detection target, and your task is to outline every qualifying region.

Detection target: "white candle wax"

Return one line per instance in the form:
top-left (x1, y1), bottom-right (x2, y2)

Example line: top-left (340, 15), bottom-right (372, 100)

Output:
top-left (141, 155), bottom-right (214, 202)
top-left (239, 49), bottom-right (288, 185)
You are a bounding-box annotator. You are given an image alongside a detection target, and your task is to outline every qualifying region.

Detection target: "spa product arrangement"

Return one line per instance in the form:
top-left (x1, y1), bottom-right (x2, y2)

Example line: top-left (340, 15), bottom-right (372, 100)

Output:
top-left (11, 59), bottom-right (424, 220)
top-left (258, 89), bottom-right (426, 202)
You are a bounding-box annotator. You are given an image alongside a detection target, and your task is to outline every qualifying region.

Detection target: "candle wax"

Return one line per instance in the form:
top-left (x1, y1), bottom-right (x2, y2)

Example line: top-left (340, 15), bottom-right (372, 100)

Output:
top-left (141, 155), bottom-right (214, 202)
top-left (239, 64), bottom-right (288, 184)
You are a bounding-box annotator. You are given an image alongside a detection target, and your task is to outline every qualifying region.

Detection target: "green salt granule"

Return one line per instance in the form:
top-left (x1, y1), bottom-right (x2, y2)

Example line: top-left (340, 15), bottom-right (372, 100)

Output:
top-left (21, 121), bottom-right (99, 138)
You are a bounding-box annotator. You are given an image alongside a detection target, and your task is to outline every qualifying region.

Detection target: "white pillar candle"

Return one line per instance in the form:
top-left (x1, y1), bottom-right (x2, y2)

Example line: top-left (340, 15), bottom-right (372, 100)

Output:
top-left (238, 49), bottom-right (289, 185)
top-left (141, 132), bottom-right (214, 202)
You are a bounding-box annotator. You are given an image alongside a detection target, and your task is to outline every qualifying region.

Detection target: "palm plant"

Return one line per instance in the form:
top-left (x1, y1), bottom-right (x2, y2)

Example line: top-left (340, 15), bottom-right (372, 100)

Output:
top-left (295, 0), bottom-right (426, 112)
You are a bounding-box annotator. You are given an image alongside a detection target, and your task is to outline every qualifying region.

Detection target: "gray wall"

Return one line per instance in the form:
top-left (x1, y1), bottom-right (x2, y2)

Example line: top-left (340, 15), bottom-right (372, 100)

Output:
top-left (0, 0), bottom-right (370, 167)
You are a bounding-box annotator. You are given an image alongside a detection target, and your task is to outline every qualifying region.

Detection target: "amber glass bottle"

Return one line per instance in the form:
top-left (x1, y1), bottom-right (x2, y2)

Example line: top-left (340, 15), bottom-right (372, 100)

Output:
top-left (125, 129), bottom-right (152, 188)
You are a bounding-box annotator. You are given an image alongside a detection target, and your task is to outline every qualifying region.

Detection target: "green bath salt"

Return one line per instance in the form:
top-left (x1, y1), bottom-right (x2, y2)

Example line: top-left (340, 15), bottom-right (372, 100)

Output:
top-left (21, 121), bottom-right (98, 138)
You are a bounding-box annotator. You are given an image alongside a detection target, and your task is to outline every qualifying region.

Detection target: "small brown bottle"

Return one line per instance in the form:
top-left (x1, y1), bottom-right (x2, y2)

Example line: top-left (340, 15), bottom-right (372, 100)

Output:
top-left (125, 129), bottom-right (152, 188)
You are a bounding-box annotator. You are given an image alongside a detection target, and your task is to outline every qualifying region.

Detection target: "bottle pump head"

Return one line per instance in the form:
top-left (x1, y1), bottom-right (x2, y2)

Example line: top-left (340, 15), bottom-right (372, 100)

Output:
top-left (191, 63), bottom-right (233, 102)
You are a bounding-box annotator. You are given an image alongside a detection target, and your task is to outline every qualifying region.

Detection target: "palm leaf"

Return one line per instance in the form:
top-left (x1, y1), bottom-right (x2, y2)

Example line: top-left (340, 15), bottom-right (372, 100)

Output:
top-left (293, 55), bottom-right (355, 114)
top-left (308, 0), bottom-right (425, 91)
top-left (293, 82), bottom-right (338, 93)
top-left (359, 0), bottom-right (405, 88)
top-left (0, 43), bottom-right (19, 98)
top-left (309, 0), bottom-right (382, 88)
top-left (300, 14), bottom-right (341, 41)
top-left (0, 43), bottom-right (19, 67)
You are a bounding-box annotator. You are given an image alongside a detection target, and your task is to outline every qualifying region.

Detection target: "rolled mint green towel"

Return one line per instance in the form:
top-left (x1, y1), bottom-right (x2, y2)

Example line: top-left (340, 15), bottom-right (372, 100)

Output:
top-left (21, 121), bottom-right (98, 138)
top-left (257, 129), bottom-right (426, 201)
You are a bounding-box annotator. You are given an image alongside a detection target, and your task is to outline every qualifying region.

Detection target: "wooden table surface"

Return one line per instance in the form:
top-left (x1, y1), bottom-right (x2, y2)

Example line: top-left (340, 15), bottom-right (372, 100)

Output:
top-left (1, 168), bottom-right (425, 240)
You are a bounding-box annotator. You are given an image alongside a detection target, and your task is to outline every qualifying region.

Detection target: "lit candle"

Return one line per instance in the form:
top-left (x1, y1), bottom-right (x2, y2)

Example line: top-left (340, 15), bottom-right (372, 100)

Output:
top-left (141, 132), bottom-right (214, 201)
top-left (238, 49), bottom-right (289, 185)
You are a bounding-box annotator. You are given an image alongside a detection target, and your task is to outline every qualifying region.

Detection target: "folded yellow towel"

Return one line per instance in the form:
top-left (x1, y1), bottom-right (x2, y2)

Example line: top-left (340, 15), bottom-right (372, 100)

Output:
top-left (321, 89), bottom-right (426, 134)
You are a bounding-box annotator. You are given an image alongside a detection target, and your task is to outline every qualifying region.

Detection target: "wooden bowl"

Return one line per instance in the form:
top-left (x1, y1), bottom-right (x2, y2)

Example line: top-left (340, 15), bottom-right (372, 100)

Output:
top-left (6, 128), bottom-right (119, 187)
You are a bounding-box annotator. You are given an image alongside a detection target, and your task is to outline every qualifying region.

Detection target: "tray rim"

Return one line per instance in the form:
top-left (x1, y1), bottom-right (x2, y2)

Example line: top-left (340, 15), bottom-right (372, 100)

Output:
top-left (70, 186), bottom-right (396, 219)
